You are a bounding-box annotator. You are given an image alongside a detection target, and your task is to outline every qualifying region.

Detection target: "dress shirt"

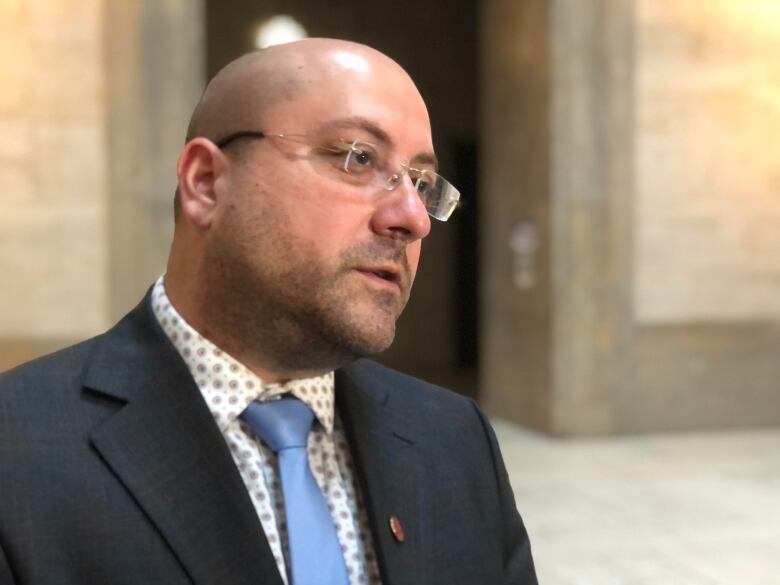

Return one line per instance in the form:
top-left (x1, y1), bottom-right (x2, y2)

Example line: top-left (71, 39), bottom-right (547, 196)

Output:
top-left (151, 276), bottom-right (381, 585)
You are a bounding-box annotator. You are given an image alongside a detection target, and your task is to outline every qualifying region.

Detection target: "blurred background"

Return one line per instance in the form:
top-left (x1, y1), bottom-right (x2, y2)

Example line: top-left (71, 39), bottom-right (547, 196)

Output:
top-left (1, 0), bottom-right (779, 583)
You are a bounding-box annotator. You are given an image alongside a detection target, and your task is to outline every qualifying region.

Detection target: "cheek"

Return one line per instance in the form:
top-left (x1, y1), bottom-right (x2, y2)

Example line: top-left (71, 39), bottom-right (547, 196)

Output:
top-left (295, 191), bottom-right (369, 246)
top-left (407, 241), bottom-right (422, 280)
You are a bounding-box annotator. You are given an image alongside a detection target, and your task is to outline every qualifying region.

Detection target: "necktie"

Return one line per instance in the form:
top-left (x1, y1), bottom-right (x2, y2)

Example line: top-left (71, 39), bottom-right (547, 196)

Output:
top-left (241, 397), bottom-right (350, 585)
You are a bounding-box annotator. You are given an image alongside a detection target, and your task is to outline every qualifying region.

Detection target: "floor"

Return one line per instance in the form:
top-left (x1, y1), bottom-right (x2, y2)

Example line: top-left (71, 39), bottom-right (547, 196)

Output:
top-left (493, 421), bottom-right (780, 585)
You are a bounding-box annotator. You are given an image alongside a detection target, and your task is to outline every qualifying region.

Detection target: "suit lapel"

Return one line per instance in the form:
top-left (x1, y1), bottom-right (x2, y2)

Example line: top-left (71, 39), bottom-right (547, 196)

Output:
top-left (83, 295), bottom-right (283, 585)
top-left (336, 364), bottom-right (429, 585)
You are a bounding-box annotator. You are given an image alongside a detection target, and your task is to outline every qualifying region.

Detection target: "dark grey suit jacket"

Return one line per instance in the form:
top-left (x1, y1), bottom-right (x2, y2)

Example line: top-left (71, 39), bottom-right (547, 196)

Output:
top-left (0, 294), bottom-right (536, 584)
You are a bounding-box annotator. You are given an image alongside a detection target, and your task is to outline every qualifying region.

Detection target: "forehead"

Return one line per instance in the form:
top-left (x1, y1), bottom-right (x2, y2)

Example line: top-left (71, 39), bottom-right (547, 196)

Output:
top-left (261, 60), bottom-right (434, 154)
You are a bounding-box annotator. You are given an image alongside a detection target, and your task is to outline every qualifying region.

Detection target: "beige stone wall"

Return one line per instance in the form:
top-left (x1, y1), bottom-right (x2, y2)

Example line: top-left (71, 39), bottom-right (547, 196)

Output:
top-left (635, 0), bottom-right (780, 323)
top-left (0, 0), bottom-right (109, 339)
top-left (0, 0), bottom-right (204, 372)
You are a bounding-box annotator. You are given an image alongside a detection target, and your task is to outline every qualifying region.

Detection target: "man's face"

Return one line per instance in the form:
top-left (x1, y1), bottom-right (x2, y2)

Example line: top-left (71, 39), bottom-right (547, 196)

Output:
top-left (203, 51), bottom-right (434, 373)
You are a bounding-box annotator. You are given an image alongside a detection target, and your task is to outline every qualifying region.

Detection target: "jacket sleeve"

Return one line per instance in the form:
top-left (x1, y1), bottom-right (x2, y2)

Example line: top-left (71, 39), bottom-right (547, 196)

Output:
top-left (470, 400), bottom-right (539, 585)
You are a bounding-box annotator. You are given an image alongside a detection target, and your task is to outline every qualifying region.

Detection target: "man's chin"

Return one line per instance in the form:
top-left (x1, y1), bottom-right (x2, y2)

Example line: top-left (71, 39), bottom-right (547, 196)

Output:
top-left (298, 291), bottom-right (402, 365)
top-left (335, 314), bottom-right (397, 360)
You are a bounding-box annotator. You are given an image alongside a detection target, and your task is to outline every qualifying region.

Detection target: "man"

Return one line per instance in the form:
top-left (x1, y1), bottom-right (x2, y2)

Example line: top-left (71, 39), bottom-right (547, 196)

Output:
top-left (0, 39), bottom-right (536, 584)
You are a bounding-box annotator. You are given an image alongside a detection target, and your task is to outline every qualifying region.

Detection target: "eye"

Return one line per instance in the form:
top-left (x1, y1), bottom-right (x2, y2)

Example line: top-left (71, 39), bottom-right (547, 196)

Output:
top-left (344, 141), bottom-right (379, 176)
top-left (352, 149), bottom-right (373, 167)
top-left (412, 170), bottom-right (436, 195)
top-left (416, 178), bottom-right (432, 194)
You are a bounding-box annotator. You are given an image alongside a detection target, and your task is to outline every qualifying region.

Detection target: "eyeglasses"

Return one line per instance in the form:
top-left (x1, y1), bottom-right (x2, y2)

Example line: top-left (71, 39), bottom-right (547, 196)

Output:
top-left (215, 130), bottom-right (461, 222)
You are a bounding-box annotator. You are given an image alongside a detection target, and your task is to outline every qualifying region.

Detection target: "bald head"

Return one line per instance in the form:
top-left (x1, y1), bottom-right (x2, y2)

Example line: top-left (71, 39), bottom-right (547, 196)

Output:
top-left (185, 39), bottom-right (419, 144)
top-left (175, 39), bottom-right (430, 221)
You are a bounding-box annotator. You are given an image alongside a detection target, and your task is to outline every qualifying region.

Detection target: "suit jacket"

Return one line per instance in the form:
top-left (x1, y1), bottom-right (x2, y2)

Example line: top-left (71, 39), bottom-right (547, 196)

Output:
top-left (0, 293), bottom-right (536, 585)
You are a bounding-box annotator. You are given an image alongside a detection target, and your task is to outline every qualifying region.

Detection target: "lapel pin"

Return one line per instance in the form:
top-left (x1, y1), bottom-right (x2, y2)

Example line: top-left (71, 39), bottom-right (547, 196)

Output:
top-left (389, 515), bottom-right (405, 543)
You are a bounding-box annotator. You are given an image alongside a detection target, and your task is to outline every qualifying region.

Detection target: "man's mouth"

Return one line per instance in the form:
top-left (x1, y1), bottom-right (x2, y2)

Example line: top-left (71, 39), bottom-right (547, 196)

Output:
top-left (355, 266), bottom-right (403, 288)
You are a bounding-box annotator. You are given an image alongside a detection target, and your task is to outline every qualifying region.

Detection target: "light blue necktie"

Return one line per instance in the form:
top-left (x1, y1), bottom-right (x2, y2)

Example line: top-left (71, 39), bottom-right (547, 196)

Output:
top-left (241, 397), bottom-right (350, 585)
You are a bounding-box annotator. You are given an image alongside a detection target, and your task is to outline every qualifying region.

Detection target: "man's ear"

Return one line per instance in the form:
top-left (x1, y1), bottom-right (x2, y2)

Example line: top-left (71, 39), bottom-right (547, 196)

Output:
top-left (175, 138), bottom-right (228, 229)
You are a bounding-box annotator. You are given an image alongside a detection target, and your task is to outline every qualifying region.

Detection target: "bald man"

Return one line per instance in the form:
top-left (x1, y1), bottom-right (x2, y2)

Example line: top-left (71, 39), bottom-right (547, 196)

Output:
top-left (0, 40), bottom-right (537, 585)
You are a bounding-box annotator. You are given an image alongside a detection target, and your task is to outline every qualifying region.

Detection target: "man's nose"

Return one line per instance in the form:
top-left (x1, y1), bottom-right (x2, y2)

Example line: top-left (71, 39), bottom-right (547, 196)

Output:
top-left (370, 174), bottom-right (432, 241)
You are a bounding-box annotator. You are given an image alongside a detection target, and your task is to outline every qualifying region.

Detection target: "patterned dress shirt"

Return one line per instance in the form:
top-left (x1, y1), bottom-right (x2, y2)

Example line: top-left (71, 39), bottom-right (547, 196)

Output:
top-left (151, 276), bottom-right (382, 585)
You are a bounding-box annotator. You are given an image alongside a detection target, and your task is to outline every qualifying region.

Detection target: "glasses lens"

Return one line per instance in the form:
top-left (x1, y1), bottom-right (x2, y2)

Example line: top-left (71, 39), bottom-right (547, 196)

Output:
top-left (421, 175), bottom-right (461, 221)
top-left (334, 140), bottom-right (461, 221)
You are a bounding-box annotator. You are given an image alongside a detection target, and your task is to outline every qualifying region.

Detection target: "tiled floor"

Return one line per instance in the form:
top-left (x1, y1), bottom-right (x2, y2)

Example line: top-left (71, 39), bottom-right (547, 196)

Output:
top-left (493, 421), bottom-right (780, 585)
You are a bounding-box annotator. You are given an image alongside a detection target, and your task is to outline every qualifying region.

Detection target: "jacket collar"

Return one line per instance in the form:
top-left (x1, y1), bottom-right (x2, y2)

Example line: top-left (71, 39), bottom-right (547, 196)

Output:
top-left (337, 362), bottom-right (429, 585)
top-left (83, 291), bottom-right (283, 585)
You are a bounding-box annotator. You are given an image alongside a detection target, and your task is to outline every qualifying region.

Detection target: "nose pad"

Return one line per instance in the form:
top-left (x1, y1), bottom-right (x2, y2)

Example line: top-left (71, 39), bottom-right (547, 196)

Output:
top-left (384, 173), bottom-right (403, 191)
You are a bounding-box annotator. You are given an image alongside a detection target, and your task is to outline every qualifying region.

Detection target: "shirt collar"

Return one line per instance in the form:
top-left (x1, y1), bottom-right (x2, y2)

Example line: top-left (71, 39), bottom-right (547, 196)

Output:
top-left (150, 275), bottom-right (336, 433)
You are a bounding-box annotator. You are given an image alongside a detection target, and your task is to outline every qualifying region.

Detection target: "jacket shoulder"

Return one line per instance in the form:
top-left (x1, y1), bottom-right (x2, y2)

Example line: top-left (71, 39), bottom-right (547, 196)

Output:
top-left (345, 358), bottom-right (470, 396)
top-left (340, 358), bottom-right (478, 420)
top-left (0, 289), bottom-right (156, 396)
top-left (0, 336), bottom-right (101, 392)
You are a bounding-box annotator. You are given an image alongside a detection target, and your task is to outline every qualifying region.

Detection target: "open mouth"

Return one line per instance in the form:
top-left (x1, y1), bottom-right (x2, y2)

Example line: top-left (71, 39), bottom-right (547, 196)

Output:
top-left (357, 267), bottom-right (402, 288)
top-left (371, 269), bottom-right (396, 282)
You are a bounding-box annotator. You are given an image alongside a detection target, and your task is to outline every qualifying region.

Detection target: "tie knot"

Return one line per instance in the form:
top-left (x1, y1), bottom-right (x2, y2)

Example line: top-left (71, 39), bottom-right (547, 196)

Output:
top-left (241, 397), bottom-right (314, 452)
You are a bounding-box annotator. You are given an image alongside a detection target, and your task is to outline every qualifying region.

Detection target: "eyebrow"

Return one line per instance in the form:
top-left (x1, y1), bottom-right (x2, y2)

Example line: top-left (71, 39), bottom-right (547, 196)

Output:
top-left (315, 116), bottom-right (439, 170)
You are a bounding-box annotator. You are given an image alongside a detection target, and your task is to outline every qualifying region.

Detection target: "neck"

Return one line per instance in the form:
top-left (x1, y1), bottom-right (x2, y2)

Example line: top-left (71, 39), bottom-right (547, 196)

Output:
top-left (163, 271), bottom-right (338, 384)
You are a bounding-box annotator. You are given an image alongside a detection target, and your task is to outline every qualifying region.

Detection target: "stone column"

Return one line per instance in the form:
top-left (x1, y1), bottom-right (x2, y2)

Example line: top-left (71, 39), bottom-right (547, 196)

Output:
top-left (0, 0), bottom-right (204, 371)
top-left (480, 0), bottom-right (554, 430)
top-left (547, 0), bottom-right (635, 434)
top-left (0, 0), bottom-right (110, 370)
top-left (105, 0), bottom-right (205, 319)
top-left (480, 0), bottom-right (635, 435)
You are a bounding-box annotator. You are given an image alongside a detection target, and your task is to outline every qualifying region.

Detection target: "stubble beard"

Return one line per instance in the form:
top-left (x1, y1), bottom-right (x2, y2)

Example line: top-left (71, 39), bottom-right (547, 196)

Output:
top-left (200, 225), bottom-right (411, 376)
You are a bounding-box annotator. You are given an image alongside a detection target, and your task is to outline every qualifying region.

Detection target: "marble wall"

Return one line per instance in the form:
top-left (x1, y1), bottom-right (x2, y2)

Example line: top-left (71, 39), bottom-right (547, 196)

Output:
top-left (627, 0), bottom-right (780, 432)
top-left (0, 0), bottom-right (109, 341)
top-left (635, 0), bottom-right (780, 323)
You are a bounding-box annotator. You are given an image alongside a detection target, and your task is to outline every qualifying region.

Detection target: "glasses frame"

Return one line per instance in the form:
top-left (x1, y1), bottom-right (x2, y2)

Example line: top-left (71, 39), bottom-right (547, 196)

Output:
top-left (214, 130), bottom-right (461, 222)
